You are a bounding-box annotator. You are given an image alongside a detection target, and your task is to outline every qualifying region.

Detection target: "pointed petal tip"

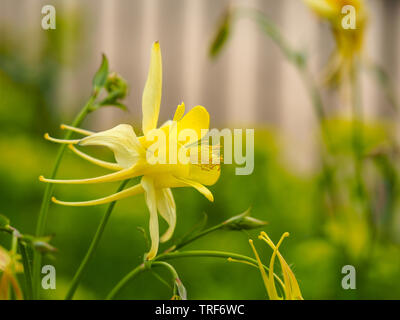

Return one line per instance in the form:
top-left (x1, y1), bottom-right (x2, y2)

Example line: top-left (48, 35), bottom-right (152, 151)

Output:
top-left (145, 251), bottom-right (157, 261)
top-left (153, 41), bottom-right (160, 51)
top-left (206, 192), bottom-right (214, 202)
top-left (160, 232), bottom-right (173, 243)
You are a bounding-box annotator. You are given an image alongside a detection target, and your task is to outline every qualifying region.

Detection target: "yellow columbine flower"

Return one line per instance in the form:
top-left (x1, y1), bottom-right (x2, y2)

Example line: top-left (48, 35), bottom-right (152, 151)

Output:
top-left (0, 246), bottom-right (23, 300)
top-left (249, 231), bottom-right (303, 300)
top-left (40, 42), bottom-right (221, 260)
top-left (304, 0), bottom-right (367, 84)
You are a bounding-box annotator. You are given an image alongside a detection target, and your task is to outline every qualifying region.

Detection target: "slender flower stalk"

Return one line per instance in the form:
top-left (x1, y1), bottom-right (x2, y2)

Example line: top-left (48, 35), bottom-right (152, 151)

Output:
top-left (65, 179), bottom-right (131, 300)
top-left (106, 249), bottom-right (284, 300)
top-left (165, 208), bottom-right (267, 253)
top-left (32, 94), bottom-right (98, 299)
top-left (18, 242), bottom-right (33, 300)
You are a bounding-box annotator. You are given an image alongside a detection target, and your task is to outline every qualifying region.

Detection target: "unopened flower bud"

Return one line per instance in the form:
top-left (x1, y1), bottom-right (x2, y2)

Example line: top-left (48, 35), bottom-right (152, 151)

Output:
top-left (105, 72), bottom-right (128, 100)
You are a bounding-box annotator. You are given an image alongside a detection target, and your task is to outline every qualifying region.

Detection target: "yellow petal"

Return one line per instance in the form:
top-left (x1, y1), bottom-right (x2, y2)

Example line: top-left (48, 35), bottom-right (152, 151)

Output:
top-left (177, 106), bottom-right (210, 145)
top-left (142, 41), bottom-right (162, 135)
top-left (173, 102), bottom-right (185, 121)
top-left (68, 145), bottom-right (123, 171)
top-left (80, 124), bottom-right (144, 169)
top-left (52, 183), bottom-right (144, 206)
top-left (0, 247), bottom-right (11, 271)
top-left (156, 188), bottom-right (176, 243)
top-left (44, 133), bottom-right (80, 144)
top-left (187, 145), bottom-right (221, 186)
top-left (141, 176), bottom-right (159, 260)
top-left (174, 177), bottom-right (214, 202)
top-left (60, 124), bottom-right (94, 136)
top-left (303, 0), bottom-right (336, 19)
top-left (39, 163), bottom-right (143, 184)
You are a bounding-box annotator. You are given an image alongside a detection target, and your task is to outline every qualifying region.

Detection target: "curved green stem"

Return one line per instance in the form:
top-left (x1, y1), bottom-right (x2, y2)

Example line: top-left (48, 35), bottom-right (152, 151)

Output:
top-left (106, 262), bottom-right (179, 300)
top-left (33, 95), bottom-right (97, 299)
top-left (156, 250), bottom-right (283, 288)
top-left (106, 263), bottom-right (146, 300)
top-left (165, 223), bottom-right (224, 253)
top-left (19, 242), bottom-right (33, 300)
top-left (65, 179), bottom-right (130, 300)
top-left (106, 250), bottom-right (285, 300)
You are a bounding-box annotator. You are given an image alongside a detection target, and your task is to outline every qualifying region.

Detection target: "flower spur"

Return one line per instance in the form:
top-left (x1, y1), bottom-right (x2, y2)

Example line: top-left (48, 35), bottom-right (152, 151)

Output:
top-left (40, 42), bottom-right (221, 260)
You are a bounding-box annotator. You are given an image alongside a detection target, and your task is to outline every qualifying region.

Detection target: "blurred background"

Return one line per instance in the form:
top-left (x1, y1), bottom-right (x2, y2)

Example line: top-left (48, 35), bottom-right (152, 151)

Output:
top-left (1, 0), bottom-right (400, 299)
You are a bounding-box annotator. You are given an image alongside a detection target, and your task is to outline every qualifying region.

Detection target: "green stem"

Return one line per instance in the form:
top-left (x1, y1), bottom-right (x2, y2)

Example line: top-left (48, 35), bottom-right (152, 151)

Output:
top-left (350, 64), bottom-right (369, 215)
top-left (106, 262), bottom-right (180, 300)
top-left (106, 263), bottom-right (146, 300)
top-left (166, 223), bottom-right (224, 253)
top-left (19, 242), bottom-right (33, 300)
top-left (106, 250), bottom-right (284, 300)
top-left (65, 179), bottom-right (130, 300)
top-left (33, 94), bottom-right (97, 299)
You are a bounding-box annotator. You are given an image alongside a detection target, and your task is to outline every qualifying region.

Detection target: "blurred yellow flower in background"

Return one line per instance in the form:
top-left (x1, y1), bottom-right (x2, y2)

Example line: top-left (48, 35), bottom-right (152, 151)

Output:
top-left (249, 231), bottom-right (303, 300)
top-left (304, 0), bottom-right (368, 85)
top-left (0, 245), bottom-right (23, 300)
top-left (40, 42), bottom-right (221, 260)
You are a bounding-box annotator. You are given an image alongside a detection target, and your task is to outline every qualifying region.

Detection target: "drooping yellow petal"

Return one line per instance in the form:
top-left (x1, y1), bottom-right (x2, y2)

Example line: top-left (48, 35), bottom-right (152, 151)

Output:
top-left (52, 183), bottom-right (144, 207)
top-left (156, 188), bottom-right (176, 243)
top-left (142, 41), bottom-right (162, 135)
top-left (68, 145), bottom-right (123, 171)
top-left (187, 144), bottom-right (221, 186)
top-left (141, 176), bottom-right (159, 260)
top-left (173, 177), bottom-right (214, 202)
top-left (80, 124), bottom-right (144, 169)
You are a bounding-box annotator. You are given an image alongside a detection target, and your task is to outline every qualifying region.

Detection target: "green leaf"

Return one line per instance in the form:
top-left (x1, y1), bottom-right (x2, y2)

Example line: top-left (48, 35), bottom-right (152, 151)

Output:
top-left (93, 54), bottom-right (109, 92)
top-left (0, 214), bottom-right (10, 228)
top-left (209, 10), bottom-right (232, 58)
